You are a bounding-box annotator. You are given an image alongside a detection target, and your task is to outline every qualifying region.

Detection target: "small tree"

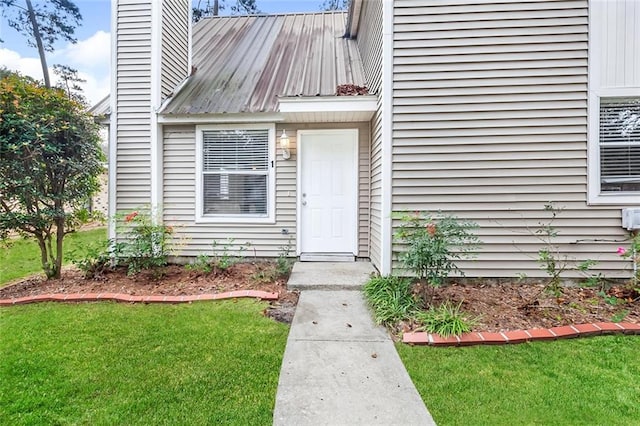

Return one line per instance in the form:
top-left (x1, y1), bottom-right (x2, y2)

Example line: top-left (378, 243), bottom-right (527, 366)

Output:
top-left (0, 72), bottom-right (104, 279)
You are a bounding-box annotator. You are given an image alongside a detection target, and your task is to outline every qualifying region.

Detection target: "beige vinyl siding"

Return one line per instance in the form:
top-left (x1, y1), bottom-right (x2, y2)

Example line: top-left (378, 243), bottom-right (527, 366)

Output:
top-left (161, 0), bottom-right (189, 100)
top-left (391, 0), bottom-right (630, 278)
top-left (163, 122), bottom-right (370, 258)
top-left (355, 0), bottom-right (383, 269)
top-left (115, 0), bottom-right (152, 211)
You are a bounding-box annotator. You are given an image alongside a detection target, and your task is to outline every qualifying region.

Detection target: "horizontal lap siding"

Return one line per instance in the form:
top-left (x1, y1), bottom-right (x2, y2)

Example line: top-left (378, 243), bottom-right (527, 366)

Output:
top-left (356, 0), bottom-right (383, 269)
top-left (115, 0), bottom-right (152, 211)
top-left (161, 0), bottom-right (189, 99)
top-left (392, 0), bottom-right (630, 278)
top-left (163, 122), bottom-right (370, 258)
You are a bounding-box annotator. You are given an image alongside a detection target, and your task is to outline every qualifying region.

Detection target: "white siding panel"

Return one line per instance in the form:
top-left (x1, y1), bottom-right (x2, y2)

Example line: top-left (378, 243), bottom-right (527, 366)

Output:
top-left (594, 0), bottom-right (640, 88)
top-left (391, 0), bottom-right (630, 278)
top-left (115, 0), bottom-right (152, 213)
top-left (163, 122), bottom-right (370, 258)
top-left (355, 0), bottom-right (383, 269)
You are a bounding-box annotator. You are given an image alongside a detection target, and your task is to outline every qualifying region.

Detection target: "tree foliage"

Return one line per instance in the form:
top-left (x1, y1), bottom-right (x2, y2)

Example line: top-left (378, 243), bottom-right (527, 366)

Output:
top-left (0, 0), bottom-right (82, 87)
top-left (321, 0), bottom-right (350, 11)
top-left (0, 72), bottom-right (104, 279)
top-left (192, 0), bottom-right (260, 22)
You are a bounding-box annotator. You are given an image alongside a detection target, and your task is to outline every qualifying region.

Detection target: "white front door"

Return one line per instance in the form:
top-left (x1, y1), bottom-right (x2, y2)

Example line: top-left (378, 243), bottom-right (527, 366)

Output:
top-left (299, 130), bottom-right (358, 255)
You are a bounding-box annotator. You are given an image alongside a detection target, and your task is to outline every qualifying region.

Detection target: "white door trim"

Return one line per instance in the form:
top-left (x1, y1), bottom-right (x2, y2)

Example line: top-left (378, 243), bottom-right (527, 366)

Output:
top-left (296, 129), bottom-right (359, 256)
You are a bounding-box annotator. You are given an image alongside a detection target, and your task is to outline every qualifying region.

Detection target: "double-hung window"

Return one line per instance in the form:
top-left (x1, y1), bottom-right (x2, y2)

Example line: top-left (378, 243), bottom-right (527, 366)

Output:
top-left (196, 124), bottom-right (275, 223)
top-left (598, 98), bottom-right (640, 193)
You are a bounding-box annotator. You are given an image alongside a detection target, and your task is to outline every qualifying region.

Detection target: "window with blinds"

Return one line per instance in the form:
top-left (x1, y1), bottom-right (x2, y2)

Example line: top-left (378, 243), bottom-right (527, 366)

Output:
top-left (202, 129), bottom-right (270, 216)
top-left (599, 98), bottom-right (640, 193)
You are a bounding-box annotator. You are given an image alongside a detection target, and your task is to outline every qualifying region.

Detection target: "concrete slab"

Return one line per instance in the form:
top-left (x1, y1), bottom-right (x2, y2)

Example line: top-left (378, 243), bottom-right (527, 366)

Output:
top-left (288, 291), bottom-right (388, 342)
top-left (273, 290), bottom-right (435, 425)
top-left (287, 262), bottom-right (376, 290)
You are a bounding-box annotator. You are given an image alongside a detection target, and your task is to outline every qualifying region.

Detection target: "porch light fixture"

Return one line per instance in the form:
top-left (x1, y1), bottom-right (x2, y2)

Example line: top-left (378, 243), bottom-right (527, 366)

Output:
top-left (280, 130), bottom-right (291, 160)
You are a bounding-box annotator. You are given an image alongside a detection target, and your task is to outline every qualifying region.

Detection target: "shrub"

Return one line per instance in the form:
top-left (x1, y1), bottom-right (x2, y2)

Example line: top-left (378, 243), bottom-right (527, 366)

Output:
top-left (393, 211), bottom-right (480, 303)
top-left (414, 301), bottom-right (477, 337)
top-left (113, 210), bottom-right (174, 275)
top-left (71, 239), bottom-right (111, 279)
top-left (363, 275), bottom-right (422, 327)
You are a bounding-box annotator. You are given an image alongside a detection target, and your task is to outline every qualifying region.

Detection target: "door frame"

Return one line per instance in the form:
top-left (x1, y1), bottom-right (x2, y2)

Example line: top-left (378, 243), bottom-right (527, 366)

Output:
top-left (296, 129), bottom-right (359, 256)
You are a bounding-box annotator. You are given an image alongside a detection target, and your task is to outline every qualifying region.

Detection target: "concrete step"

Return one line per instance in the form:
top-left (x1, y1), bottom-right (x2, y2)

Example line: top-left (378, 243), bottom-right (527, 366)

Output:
top-left (286, 261), bottom-right (377, 291)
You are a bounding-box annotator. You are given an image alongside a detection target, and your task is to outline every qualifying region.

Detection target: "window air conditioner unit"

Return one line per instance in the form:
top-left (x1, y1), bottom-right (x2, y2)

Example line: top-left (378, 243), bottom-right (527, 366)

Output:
top-left (622, 208), bottom-right (640, 231)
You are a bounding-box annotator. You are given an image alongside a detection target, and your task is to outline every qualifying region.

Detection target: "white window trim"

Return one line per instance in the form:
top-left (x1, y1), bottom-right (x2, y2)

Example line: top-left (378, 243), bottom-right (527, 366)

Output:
top-left (588, 90), bottom-right (640, 205)
top-left (195, 123), bottom-right (276, 223)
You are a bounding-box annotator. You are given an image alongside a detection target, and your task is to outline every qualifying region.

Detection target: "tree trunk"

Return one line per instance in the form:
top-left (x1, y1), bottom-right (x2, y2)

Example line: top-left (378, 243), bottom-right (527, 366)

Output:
top-left (213, 0), bottom-right (219, 15)
top-left (25, 0), bottom-right (50, 87)
top-left (35, 234), bottom-right (54, 278)
top-left (53, 218), bottom-right (64, 279)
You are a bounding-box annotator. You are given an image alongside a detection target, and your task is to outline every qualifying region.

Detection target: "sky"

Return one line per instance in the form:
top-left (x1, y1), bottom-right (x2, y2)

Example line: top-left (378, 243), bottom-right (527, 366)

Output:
top-left (0, 0), bottom-right (327, 106)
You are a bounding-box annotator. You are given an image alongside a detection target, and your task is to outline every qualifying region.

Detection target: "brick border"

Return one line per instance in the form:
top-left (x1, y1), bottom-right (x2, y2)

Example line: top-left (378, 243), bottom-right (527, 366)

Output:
top-left (0, 290), bottom-right (278, 307)
top-left (403, 322), bottom-right (640, 347)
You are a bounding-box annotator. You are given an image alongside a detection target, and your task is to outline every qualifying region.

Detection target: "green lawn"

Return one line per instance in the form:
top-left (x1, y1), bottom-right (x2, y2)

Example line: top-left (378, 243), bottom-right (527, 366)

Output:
top-left (398, 336), bottom-right (640, 425)
top-left (0, 300), bottom-right (288, 425)
top-left (0, 227), bottom-right (107, 286)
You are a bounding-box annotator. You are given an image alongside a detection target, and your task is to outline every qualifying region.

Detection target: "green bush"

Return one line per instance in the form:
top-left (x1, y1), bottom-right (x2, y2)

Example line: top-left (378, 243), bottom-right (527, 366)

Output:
top-left (113, 210), bottom-right (173, 275)
top-left (394, 212), bottom-right (480, 288)
top-left (363, 275), bottom-right (422, 326)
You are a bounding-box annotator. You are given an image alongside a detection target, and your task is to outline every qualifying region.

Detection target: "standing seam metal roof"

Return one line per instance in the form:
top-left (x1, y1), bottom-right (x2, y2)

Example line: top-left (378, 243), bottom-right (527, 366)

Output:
top-left (162, 11), bottom-right (369, 115)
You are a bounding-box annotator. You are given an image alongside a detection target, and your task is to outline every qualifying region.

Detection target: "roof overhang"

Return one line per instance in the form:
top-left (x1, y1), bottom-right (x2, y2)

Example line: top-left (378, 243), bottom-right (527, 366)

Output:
top-left (346, 0), bottom-right (363, 38)
top-left (157, 113), bottom-right (285, 124)
top-left (278, 95), bottom-right (377, 123)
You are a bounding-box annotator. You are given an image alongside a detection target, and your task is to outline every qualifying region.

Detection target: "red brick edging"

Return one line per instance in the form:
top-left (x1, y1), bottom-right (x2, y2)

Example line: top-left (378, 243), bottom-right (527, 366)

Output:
top-left (0, 290), bottom-right (278, 306)
top-left (403, 322), bottom-right (640, 347)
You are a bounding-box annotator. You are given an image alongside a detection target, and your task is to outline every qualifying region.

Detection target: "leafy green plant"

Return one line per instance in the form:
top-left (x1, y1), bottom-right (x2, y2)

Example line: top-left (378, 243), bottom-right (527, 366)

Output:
top-left (393, 211), bottom-right (480, 302)
top-left (275, 236), bottom-right (294, 278)
top-left (617, 232), bottom-right (640, 290)
top-left (113, 210), bottom-right (174, 275)
top-left (185, 253), bottom-right (212, 274)
top-left (611, 309), bottom-right (630, 323)
top-left (363, 275), bottom-right (422, 326)
top-left (70, 238), bottom-right (111, 279)
top-left (211, 239), bottom-right (249, 273)
top-left (414, 301), bottom-right (477, 337)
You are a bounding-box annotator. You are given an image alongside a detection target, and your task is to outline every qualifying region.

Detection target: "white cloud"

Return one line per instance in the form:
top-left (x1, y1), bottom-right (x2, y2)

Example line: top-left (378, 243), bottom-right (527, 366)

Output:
top-left (0, 31), bottom-right (110, 106)
top-left (57, 30), bottom-right (110, 71)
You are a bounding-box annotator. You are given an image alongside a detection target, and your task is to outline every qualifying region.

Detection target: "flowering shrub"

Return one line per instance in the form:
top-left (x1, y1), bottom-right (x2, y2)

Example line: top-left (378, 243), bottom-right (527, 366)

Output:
top-left (114, 210), bottom-right (174, 275)
top-left (393, 211), bottom-right (481, 289)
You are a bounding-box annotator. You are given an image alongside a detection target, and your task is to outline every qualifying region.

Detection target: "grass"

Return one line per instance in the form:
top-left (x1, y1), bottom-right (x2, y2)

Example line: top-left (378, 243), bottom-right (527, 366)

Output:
top-left (398, 336), bottom-right (640, 425)
top-left (0, 300), bottom-right (288, 425)
top-left (0, 227), bottom-right (106, 286)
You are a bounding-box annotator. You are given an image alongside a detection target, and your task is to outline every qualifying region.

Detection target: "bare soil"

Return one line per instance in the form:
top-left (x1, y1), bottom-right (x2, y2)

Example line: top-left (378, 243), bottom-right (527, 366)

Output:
top-left (2, 264), bottom-right (639, 332)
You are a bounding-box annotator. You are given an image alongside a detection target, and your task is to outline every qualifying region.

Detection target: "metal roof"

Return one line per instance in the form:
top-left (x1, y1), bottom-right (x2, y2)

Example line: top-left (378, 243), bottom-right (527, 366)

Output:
top-left (89, 94), bottom-right (110, 117)
top-left (162, 11), bottom-right (369, 115)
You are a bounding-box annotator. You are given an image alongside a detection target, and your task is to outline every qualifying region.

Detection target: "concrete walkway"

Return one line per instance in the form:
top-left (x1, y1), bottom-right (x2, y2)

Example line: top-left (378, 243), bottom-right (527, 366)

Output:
top-left (273, 263), bottom-right (435, 425)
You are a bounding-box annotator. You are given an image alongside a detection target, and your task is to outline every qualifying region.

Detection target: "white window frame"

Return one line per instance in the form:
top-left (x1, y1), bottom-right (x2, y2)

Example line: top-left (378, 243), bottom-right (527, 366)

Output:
top-left (195, 123), bottom-right (276, 223)
top-left (588, 95), bottom-right (640, 206)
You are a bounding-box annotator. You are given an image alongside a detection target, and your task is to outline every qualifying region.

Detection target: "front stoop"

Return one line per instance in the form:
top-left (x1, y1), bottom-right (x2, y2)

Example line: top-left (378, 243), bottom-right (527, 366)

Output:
top-left (286, 261), bottom-right (376, 290)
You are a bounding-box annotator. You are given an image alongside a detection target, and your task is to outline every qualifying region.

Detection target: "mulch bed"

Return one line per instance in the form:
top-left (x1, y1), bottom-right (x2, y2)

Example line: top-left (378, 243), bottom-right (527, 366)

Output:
top-left (2, 263), bottom-right (639, 332)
